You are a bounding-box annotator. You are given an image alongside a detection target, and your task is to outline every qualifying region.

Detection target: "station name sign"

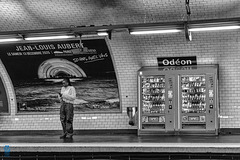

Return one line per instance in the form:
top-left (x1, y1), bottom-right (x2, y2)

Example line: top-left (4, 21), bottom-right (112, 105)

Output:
top-left (157, 56), bottom-right (197, 66)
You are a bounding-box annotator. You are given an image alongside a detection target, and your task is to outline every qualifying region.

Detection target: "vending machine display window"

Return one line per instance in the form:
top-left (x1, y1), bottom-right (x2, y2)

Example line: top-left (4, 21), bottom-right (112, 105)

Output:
top-left (181, 75), bottom-right (206, 114)
top-left (141, 76), bottom-right (166, 130)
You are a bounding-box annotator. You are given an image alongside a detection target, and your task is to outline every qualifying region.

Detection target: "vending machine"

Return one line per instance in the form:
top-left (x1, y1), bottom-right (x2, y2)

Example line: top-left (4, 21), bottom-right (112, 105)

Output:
top-left (137, 65), bottom-right (219, 135)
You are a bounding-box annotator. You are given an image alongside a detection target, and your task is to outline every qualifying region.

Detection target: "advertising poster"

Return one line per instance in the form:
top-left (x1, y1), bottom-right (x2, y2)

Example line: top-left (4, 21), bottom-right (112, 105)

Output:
top-left (0, 38), bottom-right (120, 113)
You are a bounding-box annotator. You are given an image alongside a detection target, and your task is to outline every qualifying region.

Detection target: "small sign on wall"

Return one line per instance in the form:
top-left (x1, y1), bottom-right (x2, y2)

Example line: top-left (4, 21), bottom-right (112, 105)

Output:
top-left (157, 56), bottom-right (197, 66)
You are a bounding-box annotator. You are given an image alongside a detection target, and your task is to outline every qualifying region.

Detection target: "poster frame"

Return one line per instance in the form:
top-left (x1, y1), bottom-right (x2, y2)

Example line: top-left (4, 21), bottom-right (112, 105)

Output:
top-left (0, 36), bottom-right (122, 115)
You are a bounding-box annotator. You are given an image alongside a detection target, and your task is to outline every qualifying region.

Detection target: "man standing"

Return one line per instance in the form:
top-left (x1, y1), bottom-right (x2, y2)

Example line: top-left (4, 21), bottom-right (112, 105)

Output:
top-left (58, 77), bottom-right (76, 139)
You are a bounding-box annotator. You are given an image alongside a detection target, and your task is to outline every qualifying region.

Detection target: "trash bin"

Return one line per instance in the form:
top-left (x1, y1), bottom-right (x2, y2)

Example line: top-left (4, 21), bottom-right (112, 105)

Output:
top-left (127, 107), bottom-right (138, 126)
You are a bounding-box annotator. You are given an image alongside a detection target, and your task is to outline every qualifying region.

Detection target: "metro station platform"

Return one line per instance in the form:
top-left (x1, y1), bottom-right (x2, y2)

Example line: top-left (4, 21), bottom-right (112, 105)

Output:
top-left (0, 130), bottom-right (240, 159)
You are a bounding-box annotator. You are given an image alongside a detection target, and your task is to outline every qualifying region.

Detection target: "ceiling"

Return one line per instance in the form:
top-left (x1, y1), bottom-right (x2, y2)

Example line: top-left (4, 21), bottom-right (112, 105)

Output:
top-left (0, 0), bottom-right (240, 32)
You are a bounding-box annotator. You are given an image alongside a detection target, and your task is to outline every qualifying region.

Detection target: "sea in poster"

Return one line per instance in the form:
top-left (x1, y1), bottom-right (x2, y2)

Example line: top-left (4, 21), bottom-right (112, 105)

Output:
top-left (0, 38), bottom-right (120, 113)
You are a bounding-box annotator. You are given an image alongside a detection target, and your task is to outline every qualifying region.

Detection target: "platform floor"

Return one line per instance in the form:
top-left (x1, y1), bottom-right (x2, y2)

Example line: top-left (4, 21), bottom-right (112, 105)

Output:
top-left (0, 132), bottom-right (240, 154)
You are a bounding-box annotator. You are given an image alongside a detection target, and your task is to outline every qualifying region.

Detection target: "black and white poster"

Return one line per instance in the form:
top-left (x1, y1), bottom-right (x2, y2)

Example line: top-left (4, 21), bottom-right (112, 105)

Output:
top-left (0, 38), bottom-right (120, 113)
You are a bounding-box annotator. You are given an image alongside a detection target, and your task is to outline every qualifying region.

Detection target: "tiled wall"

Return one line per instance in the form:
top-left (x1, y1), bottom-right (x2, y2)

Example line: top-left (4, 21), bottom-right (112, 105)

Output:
top-left (0, 0), bottom-right (240, 130)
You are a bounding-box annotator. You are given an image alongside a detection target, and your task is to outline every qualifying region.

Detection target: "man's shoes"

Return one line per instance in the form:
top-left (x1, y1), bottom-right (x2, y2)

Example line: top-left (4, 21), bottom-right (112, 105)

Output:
top-left (66, 133), bottom-right (73, 139)
top-left (60, 134), bottom-right (67, 139)
top-left (60, 132), bottom-right (73, 139)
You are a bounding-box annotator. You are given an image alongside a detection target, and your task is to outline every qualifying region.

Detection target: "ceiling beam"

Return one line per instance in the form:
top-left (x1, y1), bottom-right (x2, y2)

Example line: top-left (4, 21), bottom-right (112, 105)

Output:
top-left (0, 17), bottom-right (239, 36)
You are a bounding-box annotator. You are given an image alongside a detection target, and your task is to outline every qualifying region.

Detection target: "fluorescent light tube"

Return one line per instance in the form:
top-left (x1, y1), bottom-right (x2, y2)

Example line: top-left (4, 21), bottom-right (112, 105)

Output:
top-left (97, 32), bottom-right (108, 36)
top-left (189, 26), bottom-right (240, 32)
top-left (25, 35), bottom-right (74, 41)
top-left (130, 29), bottom-right (181, 35)
top-left (81, 34), bottom-right (98, 38)
top-left (0, 38), bottom-right (21, 42)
